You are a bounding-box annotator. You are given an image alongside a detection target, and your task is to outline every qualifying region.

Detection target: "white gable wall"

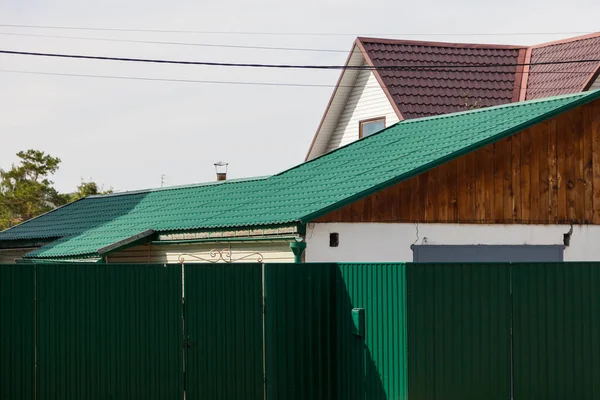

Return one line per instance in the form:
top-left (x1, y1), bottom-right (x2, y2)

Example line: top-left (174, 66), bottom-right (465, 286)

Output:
top-left (325, 66), bottom-right (400, 152)
top-left (306, 47), bottom-right (364, 160)
top-left (590, 74), bottom-right (600, 90)
top-left (306, 223), bottom-right (600, 262)
top-left (306, 46), bottom-right (401, 160)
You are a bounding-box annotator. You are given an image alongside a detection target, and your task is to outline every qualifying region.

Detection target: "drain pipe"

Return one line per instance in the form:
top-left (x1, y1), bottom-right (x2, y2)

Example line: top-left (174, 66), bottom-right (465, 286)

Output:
top-left (290, 239), bottom-right (307, 263)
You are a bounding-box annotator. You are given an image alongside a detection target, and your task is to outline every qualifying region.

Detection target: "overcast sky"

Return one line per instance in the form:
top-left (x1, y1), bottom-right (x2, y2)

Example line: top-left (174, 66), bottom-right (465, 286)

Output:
top-left (1, 0), bottom-right (598, 193)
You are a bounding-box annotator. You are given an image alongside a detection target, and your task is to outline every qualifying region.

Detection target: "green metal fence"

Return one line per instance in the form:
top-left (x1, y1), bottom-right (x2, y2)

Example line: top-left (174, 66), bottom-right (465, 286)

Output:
top-left (0, 264), bottom-right (35, 400)
top-left (406, 263), bottom-right (512, 400)
top-left (264, 263), bottom-right (336, 400)
top-left (4, 261), bottom-right (600, 400)
top-left (336, 263), bottom-right (408, 400)
top-left (184, 264), bottom-right (264, 400)
top-left (512, 263), bottom-right (600, 400)
top-left (36, 263), bottom-right (184, 400)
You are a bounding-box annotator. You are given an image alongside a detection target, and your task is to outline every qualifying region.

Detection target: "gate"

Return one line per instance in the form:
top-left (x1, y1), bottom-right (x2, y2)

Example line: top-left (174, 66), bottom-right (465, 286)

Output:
top-left (183, 264), bottom-right (264, 400)
top-left (36, 263), bottom-right (184, 400)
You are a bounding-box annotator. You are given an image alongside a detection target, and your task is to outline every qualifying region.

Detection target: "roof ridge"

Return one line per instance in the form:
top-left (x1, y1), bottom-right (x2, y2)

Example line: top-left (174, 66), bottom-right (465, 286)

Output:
top-left (357, 36), bottom-right (526, 49)
top-left (530, 31), bottom-right (600, 50)
top-left (87, 175), bottom-right (270, 199)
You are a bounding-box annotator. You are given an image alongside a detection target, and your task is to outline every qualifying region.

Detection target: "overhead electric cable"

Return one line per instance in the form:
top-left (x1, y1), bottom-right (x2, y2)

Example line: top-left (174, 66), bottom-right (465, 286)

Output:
top-left (1, 49), bottom-right (600, 70)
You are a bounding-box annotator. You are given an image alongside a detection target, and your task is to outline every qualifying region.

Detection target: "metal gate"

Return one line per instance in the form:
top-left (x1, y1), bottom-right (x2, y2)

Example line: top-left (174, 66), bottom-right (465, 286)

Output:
top-left (183, 263), bottom-right (264, 400)
top-left (36, 263), bottom-right (184, 400)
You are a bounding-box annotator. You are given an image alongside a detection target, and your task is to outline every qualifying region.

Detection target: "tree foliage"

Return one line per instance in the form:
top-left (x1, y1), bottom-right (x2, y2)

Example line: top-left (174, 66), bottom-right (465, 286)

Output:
top-left (0, 150), bottom-right (111, 231)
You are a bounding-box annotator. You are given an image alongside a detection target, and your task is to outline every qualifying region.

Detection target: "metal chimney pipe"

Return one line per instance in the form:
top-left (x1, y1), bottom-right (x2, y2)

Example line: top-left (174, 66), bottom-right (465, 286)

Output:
top-left (214, 161), bottom-right (228, 181)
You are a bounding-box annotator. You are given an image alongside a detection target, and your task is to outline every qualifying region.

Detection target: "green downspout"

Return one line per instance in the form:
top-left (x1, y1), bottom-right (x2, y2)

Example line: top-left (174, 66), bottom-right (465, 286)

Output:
top-left (289, 241), bottom-right (307, 263)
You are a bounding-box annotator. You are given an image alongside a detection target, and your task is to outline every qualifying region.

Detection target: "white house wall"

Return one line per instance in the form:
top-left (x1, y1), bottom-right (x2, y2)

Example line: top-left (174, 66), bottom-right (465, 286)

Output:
top-left (306, 47), bottom-right (365, 160)
top-left (591, 74), bottom-right (600, 90)
top-left (306, 223), bottom-right (600, 262)
top-left (325, 67), bottom-right (400, 152)
top-left (106, 241), bottom-right (294, 264)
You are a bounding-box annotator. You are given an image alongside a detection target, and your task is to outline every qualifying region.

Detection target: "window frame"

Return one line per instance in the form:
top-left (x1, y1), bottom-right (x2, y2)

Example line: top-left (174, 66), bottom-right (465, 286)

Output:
top-left (359, 116), bottom-right (386, 139)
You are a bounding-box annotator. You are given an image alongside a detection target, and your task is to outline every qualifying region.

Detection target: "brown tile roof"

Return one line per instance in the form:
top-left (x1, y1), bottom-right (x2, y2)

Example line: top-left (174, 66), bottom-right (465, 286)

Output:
top-left (525, 33), bottom-right (600, 100)
top-left (358, 37), bottom-right (526, 119)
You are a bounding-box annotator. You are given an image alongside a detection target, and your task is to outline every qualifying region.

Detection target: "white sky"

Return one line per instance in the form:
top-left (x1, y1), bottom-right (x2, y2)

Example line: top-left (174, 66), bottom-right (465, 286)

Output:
top-left (0, 0), bottom-right (598, 193)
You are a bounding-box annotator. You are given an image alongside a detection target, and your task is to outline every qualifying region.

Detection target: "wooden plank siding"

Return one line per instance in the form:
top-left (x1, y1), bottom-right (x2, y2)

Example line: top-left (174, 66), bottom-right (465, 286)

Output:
top-left (0, 249), bottom-right (32, 264)
top-left (316, 100), bottom-right (600, 225)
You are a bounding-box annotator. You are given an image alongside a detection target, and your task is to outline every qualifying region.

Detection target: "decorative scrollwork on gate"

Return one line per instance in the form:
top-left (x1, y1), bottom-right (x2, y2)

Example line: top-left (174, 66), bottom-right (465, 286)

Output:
top-left (178, 249), bottom-right (264, 264)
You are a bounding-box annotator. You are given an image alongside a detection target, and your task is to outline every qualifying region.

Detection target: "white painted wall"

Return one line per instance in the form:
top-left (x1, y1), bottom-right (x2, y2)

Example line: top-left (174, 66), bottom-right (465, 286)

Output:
top-left (306, 223), bottom-right (600, 262)
top-left (325, 66), bottom-right (400, 152)
top-left (306, 46), bottom-right (364, 160)
top-left (590, 75), bottom-right (600, 91)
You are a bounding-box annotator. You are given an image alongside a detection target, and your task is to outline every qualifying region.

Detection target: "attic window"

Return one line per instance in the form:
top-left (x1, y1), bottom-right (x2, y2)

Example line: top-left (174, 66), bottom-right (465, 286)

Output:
top-left (359, 117), bottom-right (386, 138)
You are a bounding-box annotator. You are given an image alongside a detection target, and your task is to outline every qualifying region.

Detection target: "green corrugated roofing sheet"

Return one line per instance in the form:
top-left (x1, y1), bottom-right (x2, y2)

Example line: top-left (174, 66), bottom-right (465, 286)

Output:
top-left (2, 90), bottom-right (599, 259)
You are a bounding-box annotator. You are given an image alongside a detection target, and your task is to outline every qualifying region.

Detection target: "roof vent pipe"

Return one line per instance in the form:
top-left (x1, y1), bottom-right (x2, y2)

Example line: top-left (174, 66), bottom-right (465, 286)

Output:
top-left (214, 161), bottom-right (228, 181)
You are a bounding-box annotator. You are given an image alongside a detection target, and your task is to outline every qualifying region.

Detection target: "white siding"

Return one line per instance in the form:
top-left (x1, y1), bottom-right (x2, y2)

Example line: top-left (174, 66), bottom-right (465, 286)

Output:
top-left (307, 46), bottom-right (364, 160)
top-left (306, 223), bottom-right (600, 262)
top-left (106, 241), bottom-right (294, 264)
top-left (0, 249), bottom-right (32, 264)
top-left (590, 75), bottom-right (600, 91)
top-left (325, 66), bottom-right (400, 152)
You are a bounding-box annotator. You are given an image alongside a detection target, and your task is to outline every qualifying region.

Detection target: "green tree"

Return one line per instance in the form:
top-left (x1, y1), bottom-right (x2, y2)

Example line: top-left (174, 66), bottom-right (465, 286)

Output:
top-left (0, 150), bottom-right (111, 230)
top-left (70, 180), bottom-right (113, 202)
top-left (0, 150), bottom-right (66, 230)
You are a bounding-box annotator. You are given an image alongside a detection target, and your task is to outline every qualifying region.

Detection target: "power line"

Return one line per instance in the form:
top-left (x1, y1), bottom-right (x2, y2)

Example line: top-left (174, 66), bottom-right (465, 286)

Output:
top-left (0, 31), bottom-right (348, 53)
top-left (0, 68), bottom-right (595, 89)
top-left (0, 23), bottom-right (593, 37)
top-left (1, 48), bottom-right (600, 70)
top-left (0, 69), bottom-right (340, 87)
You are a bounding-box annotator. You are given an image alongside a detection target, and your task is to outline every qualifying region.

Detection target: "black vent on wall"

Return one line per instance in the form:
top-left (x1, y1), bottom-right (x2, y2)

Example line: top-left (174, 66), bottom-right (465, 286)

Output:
top-left (329, 233), bottom-right (339, 247)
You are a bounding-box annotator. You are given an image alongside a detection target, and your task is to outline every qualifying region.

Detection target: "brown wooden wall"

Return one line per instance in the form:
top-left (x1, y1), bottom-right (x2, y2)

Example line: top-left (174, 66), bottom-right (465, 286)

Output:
top-left (317, 100), bottom-right (600, 225)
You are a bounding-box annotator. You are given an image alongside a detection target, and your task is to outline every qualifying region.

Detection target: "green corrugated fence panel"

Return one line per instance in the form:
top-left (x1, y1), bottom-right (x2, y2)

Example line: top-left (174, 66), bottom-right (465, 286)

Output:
top-left (512, 263), bottom-right (600, 400)
top-left (336, 263), bottom-right (408, 400)
top-left (264, 263), bottom-right (335, 400)
top-left (36, 263), bottom-right (183, 400)
top-left (406, 263), bottom-right (511, 400)
top-left (184, 263), bottom-right (264, 400)
top-left (0, 264), bottom-right (35, 400)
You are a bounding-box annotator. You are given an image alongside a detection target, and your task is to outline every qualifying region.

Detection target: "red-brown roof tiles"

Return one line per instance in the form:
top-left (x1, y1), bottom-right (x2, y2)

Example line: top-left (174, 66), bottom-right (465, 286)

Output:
top-left (525, 33), bottom-right (600, 100)
top-left (358, 38), bottom-right (526, 119)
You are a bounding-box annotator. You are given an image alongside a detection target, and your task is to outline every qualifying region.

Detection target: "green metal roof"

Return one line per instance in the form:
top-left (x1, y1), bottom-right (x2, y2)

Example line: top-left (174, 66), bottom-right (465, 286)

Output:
top-left (2, 90), bottom-right (599, 259)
